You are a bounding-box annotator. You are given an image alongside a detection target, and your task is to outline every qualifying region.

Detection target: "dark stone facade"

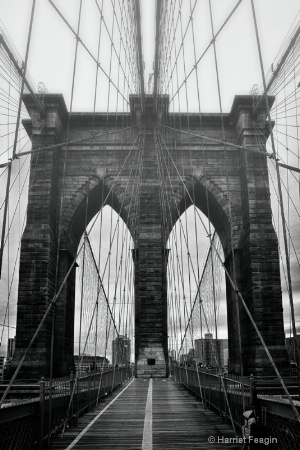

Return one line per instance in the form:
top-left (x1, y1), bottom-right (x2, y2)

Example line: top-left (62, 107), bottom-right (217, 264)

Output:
top-left (11, 93), bottom-right (289, 379)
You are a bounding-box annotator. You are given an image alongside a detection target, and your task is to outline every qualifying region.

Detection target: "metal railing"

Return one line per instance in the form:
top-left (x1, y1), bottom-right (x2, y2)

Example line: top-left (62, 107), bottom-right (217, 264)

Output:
top-left (262, 411), bottom-right (300, 449)
top-left (173, 366), bottom-right (251, 429)
top-left (0, 366), bottom-right (132, 449)
top-left (173, 365), bottom-right (300, 449)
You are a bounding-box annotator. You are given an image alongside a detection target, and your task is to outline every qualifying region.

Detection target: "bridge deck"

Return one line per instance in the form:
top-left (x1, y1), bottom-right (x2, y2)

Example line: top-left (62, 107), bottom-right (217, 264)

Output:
top-left (51, 378), bottom-right (241, 449)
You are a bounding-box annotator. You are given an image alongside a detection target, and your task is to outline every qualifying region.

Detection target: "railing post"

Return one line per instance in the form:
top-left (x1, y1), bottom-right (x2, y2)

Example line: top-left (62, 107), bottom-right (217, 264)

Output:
top-left (88, 372), bottom-right (92, 411)
top-left (118, 366), bottom-right (121, 387)
top-left (178, 365), bottom-right (182, 385)
top-left (96, 369), bottom-right (104, 406)
top-left (185, 365), bottom-right (189, 391)
top-left (93, 371), bottom-right (97, 408)
top-left (70, 372), bottom-right (74, 424)
top-left (203, 371), bottom-right (206, 408)
top-left (249, 374), bottom-right (256, 408)
top-left (75, 375), bottom-right (79, 426)
top-left (38, 377), bottom-right (45, 450)
top-left (218, 373), bottom-right (222, 417)
top-left (111, 365), bottom-right (116, 393)
top-left (195, 366), bottom-right (204, 404)
top-left (209, 371), bottom-right (211, 407)
top-left (223, 372), bottom-right (227, 419)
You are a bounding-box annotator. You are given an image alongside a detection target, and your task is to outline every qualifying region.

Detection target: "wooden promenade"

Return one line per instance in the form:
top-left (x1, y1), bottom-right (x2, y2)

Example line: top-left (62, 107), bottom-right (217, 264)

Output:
top-left (51, 378), bottom-right (241, 449)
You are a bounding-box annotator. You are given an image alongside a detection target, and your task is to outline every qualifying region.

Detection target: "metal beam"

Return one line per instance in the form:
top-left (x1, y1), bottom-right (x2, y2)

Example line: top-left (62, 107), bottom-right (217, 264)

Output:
top-left (135, 0), bottom-right (145, 112)
top-left (153, 0), bottom-right (162, 112)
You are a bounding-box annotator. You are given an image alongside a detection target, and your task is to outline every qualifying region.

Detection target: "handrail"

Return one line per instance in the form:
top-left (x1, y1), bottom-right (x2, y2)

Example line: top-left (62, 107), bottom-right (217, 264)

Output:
top-left (0, 366), bottom-right (133, 449)
top-left (172, 365), bottom-right (300, 447)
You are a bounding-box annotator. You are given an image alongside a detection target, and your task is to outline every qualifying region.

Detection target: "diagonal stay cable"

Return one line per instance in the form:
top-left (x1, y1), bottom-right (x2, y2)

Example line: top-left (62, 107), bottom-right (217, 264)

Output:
top-left (0, 0), bottom-right (36, 279)
top-left (0, 128), bottom-right (142, 408)
top-left (98, 134), bottom-right (143, 282)
top-left (251, 0), bottom-right (300, 396)
top-left (177, 232), bottom-right (216, 357)
top-left (61, 234), bottom-right (117, 436)
top-left (169, 0), bottom-right (244, 104)
top-left (48, 0), bottom-right (129, 105)
top-left (199, 295), bottom-right (237, 435)
top-left (156, 123), bottom-right (300, 423)
top-left (93, 0), bottom-right (136, 97)
top-left (164, 0), bottom-right (197, 95)
top-left (14, 124), bottom-right (138, 158)
top-left (160, 123), bottom-right (274, 157)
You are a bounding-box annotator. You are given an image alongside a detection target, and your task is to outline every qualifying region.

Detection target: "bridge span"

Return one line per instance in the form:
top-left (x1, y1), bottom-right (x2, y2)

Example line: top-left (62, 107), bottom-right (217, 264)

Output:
top-left (1, 0), bottom-right (300, 449)
top-left (51, 377), bottom-right (239, 450)
top-left (0, 366), bottom-right (300, 448)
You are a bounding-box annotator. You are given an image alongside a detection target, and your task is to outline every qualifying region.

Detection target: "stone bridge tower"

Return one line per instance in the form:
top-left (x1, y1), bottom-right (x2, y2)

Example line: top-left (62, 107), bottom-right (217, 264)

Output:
top-left (11, 92), bottom-right (289, 378)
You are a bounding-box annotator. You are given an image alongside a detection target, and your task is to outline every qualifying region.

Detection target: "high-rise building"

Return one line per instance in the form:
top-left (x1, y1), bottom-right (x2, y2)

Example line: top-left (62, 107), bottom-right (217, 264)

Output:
top-left (0, 357), bottom-right (5, 381)
top-left (169, 350), bottom-right (176, 362)
top-left (112, 335), bottom-right (131, 365)
top-left (3, 337), bottom-right (16, 378)
top-left (74, 355), bottom-right (109, 372)
top-left (179, 348), bottom-right (195, 366)
top-left (194, 334), bottom-right (228, 368)
top-left (286, 335), bottom-right (300, 363)
top-left (7, 337), bottom-right (15, 358)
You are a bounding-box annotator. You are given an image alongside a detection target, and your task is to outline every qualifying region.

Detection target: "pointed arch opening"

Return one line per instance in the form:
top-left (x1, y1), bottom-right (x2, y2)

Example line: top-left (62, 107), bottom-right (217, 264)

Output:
top-left (167, 205), bottom-right (228, 371)
top-left (73, 205), bottom-right (135, 372)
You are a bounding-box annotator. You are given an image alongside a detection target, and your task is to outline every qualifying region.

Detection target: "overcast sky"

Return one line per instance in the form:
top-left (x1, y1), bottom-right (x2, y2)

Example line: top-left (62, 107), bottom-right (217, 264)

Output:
top-left (0, 0), bottom-right (300, 359)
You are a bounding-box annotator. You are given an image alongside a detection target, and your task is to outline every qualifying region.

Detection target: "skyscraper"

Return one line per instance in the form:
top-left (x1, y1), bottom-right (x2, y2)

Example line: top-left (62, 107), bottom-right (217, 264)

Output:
top-left (194, 334), bottom-right (228, 368)
top-left (112, 335), bottom-right (131, 365)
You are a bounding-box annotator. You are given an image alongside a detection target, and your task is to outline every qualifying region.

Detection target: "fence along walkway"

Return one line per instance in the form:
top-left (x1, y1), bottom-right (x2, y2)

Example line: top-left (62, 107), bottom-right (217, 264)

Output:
top-left (51, 378), bottom-right (240, 449)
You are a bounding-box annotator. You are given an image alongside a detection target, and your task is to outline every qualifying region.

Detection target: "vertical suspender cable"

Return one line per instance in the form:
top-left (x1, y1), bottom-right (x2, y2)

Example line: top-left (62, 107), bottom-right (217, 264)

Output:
top-left (153, 0), bottom-right (162, 112)
top-left (250, 0), bottom-right (300, 393)
top-left (208, 0), bottom-right (243, 377)
top-left (134, 0), bottom-right (145, 111)
top-left (0, 0), bottom-right (36, 278)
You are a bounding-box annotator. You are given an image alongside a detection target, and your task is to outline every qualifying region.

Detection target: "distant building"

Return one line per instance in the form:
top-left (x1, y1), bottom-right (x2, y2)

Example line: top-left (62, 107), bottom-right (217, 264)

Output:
top-left (194, 334), bottom-right (228, 368)
top-left (169, 349), bottom-right (176, 362)
top-left (179, 349), bottom-right (194, 366)
top-left (0, 357), bottom-right (5, 381)
top-left (112, 335), bottom-right (131, 365)
top-left (286, 335), bottom-right (300, 363)
top-left (7, 337), bottom-right (15, 358)
top-left (3, 337), bottom-right (16, 378)
top-left (179, 353), bottom-right (188, 365)
top-left (170, 350), bottom-right (176, 359)
top-left (223, 344), bottom-right (229, 368)
top-left (74, 355), bottom-right (109, 372)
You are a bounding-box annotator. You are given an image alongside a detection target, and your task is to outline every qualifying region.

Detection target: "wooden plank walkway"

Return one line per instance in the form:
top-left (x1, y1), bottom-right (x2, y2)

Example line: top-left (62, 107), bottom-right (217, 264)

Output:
top-left (51, 378), bottom-right (241, 449)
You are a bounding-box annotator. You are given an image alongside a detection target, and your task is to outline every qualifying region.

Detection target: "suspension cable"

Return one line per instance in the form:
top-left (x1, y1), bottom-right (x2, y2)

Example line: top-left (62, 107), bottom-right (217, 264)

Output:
top-left (250, 0), bottom-right (300, 395)
top-left (0, 0), bottom-right (36, 278)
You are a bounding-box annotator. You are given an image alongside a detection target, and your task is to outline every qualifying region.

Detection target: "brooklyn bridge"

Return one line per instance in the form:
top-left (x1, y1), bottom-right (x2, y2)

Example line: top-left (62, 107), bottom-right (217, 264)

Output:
top-left (0, 0), bottom-right (300, 448)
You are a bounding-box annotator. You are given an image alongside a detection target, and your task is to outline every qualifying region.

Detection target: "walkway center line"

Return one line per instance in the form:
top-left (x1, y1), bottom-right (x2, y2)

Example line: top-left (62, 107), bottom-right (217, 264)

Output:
top-left (142, 378), bottom-right (153, 450)
top-left (65, 378), bottom-right (135, 450)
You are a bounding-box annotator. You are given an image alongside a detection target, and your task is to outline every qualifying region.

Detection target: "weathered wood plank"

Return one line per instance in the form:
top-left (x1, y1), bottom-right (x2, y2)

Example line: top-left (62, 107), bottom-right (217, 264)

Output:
top-left (152, 380), bottom-right (240, 449)
top-left (51, 379), bottom-right (240, 449)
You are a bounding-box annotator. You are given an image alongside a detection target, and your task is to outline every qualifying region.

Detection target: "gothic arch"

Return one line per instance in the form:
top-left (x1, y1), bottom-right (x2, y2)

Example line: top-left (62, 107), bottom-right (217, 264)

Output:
top-left (60, 175), bottom-right (132, 257)
top-left (12, 93), bottom-right (289, 378)
top-left (167, 175), bottom-right (243, 257)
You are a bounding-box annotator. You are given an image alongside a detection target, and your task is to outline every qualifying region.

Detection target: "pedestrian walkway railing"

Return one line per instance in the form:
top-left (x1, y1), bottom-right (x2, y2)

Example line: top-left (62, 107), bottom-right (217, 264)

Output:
top-left (261, 410), bottom-right (300, 449)
top-left (173, 366), bottom-right (300, 449)
top-left (0, 366), bottom-right (132, 449)
top-left (173, 366), bottom-right (251, 429)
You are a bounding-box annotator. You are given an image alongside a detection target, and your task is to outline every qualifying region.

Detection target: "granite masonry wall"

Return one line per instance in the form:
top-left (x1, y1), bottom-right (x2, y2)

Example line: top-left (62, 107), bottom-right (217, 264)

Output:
top-left (10, 94), bottom-right (289, 378)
